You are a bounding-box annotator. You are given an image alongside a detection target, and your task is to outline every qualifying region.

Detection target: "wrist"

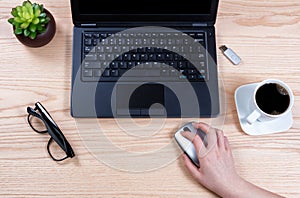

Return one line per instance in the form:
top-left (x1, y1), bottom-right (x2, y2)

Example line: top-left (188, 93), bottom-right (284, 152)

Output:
top-left (217, 175), bottom-right (247, 198)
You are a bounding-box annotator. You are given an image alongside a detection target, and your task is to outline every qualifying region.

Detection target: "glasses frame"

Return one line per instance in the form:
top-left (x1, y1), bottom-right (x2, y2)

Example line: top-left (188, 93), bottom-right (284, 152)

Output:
top-left (27, 102), bottom-right (75, 161)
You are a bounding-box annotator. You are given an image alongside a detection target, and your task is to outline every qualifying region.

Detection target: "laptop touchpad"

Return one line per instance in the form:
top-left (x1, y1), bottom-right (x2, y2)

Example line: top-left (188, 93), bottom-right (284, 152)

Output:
top-left (116, 84), bottom-right (165, 116)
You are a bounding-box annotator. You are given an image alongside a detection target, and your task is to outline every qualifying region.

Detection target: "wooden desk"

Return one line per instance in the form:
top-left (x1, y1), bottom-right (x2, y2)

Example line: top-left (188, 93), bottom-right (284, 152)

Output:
top-left (0, 0), bottom-right (299, 197)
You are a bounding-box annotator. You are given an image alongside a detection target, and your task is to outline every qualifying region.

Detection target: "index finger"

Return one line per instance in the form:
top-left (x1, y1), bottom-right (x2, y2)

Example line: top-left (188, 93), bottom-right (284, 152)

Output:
top-left (192, 122), bottom-right (210, 133)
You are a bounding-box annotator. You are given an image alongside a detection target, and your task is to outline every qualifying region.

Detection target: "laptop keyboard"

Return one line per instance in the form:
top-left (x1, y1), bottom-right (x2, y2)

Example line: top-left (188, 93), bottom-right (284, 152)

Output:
top-left (82, 31), bottom-right (208, 82)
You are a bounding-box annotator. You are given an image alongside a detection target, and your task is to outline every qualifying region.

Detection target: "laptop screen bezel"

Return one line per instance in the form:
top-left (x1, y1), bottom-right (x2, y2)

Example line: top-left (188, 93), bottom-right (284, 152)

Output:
top-left (70, 0), bottom-right (219, 26)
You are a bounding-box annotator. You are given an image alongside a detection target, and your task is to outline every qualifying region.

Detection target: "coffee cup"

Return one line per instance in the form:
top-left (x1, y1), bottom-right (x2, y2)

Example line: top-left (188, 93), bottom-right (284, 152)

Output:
top-left (246, 79), bottom-right (294, 125)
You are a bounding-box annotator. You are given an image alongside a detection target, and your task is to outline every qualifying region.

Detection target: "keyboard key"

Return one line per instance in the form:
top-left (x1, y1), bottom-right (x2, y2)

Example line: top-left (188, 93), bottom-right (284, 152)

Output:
top-left (84, 61), bottom-right (101, 69)
top-left (174, 54), bottom-right (182, 61)
top-left (102, 70), bottom-right (110, 77)
top-left (99, 54), bottom-right (105, 61)
top-left (110, 62), bottom-right (118, 69)
top-left (93, 33), bottom-right (100, 38)
top-left (123, 54), bottom-right (131, 61)
top-left (195, 33), bottom-right (204, 38)
top-left (168, 62), bottom-right (177, 68)
top-left (132, 54), bottom-right (140, 61)
top-left (100, 33), bottom-right (107, 38)
top-left (83, 69), bottom-right (93, 77)
top-left (170, 69), bottom-right (178, 76)
top-left (85, 54), bottom-right (97, 61)
top-left (140, 54), bottom-right (148, 61)
top-left (124, 69), bottom-right (160, 77)
top-left (198, 75), bottom-right (206, 79)
top-left (84, 39), bottom-right (92, 46)
top-left (93, 69), bottom-right (102, 77)
top-left (161, 69), bottom-right (169, 76)
top-left (145, 47), bottom-right (154, 53)
top-left (111, 70), bottom-right (119, 77)
top-left (92, 39), bottom-right (99, 46)
top-left (84, 46), bottom-right (95, 53)
top-left (149, 54), bottom-right (156, 61)
top-left (84, 33), bottom-right (92, 38)
top-left (188, 75), bottom-right (196, 80)
top-left (157, 54), bottom-right (165, 61)
top-left (137, 47), bottom-right (146, 53)
top-left (178, 62), bottom-right (187, 69)
top-left (127, 62), bottom-right (135, 68)
top-left (188, 69), bottom-right (197, 74)
top-left (119, 62), bottom-right (127, 69)
top-left (165, 54), bottom-right (173, 61)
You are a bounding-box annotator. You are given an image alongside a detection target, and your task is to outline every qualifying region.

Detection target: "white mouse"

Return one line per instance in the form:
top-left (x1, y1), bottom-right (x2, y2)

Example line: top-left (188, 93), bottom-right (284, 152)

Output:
top-left (174, 122), bottom-right (207, 167)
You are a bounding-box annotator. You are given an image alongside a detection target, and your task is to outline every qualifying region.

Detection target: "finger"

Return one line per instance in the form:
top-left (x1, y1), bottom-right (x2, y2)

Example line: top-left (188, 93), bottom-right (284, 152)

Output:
top-left (192, 122), bottom-right (210, 133)
top-left (216, 129), bottom-right (225, 150)
top-left (206, 127), bottom-right (218, 150)
top-left (181, 131), bottom-right (207, 156)
top-left (182, 154), bottom-right (202, 180)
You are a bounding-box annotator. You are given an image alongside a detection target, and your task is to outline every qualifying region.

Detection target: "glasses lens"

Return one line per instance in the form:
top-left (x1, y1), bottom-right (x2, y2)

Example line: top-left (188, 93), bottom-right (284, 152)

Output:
top-left (27, 114), bottom-right (47, 133)
top-left (47, 138), bottom-right (68, 161)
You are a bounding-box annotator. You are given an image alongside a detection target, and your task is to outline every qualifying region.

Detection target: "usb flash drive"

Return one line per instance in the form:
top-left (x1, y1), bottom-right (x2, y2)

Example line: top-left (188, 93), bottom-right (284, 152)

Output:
top-left (219, 45), bottom-right (241, 65)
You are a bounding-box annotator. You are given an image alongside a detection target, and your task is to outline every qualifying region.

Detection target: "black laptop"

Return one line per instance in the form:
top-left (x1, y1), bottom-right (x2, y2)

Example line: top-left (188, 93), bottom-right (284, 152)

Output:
top-left (70, 0), bottom-right (220, 118)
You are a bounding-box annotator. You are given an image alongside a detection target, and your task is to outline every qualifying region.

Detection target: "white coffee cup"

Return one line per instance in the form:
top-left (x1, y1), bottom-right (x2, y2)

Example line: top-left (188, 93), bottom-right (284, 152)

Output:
top-left (246, 79), bottom-right (294, 125)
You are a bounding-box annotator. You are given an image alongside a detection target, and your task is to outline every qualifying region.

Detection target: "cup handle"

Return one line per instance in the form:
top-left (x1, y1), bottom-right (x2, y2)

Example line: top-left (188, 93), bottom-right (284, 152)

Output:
top-left (246, 110), bottom-right (261, 125)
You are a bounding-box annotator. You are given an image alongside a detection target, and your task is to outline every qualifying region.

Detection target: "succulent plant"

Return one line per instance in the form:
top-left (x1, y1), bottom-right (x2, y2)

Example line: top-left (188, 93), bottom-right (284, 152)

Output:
top-left (8, 1), bottom-right (50, 39)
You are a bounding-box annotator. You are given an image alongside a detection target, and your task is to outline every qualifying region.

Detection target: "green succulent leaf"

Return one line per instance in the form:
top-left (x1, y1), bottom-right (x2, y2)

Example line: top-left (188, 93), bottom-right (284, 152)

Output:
top-left (37, 24), bottom-right (43, 31)
top-left (14, 27), bottom-right (23, 35)
top-left (45, 17), bottom-right (50, 23)
top-left (29, 31), bottom-right (37, 39)
top-left (24, 29), bottom-right (30, 36)
top-left (21, 6), bottom-right (27, 14)
top-left (24, 1), bottom-right (32, 10)
top-left (39, 18), bottom-right (46, 24)
top-left (34, 5), bottom-right (41, 17)
top-left (20, 22), bottom-right (30, 29)
top-left (16, 6), bottom-right (22, 13)
top-left (29, 23), bottom-right (36, 32)
top-left (39, 4), bottom-right (44, 12)
top-left (39, 12), bottom-right (46, 18)
top-left (39, 27), bottom-right (47, 34)
top-left (23, 12), bottom-right (30, 20)
top-left (14, 17), bottom-right (23, 23)
top-left (22, 1), bottom-right (28, 6)
top-left (32, 17), bottom-right (39, 24)
top-left (11, 8), bottom-right (18, 17)
top-left (8, 18), bottom-right (14, 24)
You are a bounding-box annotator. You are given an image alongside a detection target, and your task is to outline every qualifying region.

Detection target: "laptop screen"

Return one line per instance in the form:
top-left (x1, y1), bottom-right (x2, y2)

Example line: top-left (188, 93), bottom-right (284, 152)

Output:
top-left (71, 0), bottom-right (218, 24)
top-left (79, 0), bottom-right (212, 15)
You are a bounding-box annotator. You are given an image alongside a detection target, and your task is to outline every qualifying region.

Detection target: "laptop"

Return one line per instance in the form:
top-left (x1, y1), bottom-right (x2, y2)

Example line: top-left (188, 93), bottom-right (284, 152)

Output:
top-left (70, 0), bottom-right (220, 118)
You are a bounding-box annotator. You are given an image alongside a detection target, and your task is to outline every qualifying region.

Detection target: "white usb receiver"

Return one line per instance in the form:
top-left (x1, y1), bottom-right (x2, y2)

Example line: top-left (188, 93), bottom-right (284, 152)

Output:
top-left (219, 45), bottom-right (241, 65)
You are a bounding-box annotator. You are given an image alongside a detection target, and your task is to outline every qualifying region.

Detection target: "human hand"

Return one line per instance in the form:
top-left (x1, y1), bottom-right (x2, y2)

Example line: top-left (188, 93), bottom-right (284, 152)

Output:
top-left (181, 122), bottom-right (241, 197)
top-left (181, 122), bottom-right (283, 198)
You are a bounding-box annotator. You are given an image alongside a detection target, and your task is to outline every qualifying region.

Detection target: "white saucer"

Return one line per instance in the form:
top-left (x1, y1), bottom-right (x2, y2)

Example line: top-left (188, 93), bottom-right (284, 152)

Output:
top-left (234, 83), bottom-right (293, 135)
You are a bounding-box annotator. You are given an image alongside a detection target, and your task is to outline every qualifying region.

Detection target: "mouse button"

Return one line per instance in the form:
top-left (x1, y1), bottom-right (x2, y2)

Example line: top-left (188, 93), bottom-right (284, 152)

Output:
top-left (183, 127), bottom-right (191, 132)
top-left (175, 132), bottom-right (192, 150)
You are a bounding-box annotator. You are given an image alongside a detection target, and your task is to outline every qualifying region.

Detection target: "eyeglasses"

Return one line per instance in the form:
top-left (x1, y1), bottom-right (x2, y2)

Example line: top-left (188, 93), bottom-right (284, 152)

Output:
top-left (27, 102), bottom-right (75, 161)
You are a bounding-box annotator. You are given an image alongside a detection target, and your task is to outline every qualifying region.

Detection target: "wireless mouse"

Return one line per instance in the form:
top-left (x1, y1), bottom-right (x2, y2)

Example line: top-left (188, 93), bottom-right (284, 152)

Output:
top-left (174, 122), bottom-right (207, 167)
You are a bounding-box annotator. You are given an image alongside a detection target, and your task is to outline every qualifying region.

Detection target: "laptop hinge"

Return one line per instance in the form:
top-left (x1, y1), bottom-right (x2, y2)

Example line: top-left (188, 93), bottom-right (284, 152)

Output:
top-left (192, 23), bottom-right (208, 27)
top-left (81, 24), bottom-right (97, 27)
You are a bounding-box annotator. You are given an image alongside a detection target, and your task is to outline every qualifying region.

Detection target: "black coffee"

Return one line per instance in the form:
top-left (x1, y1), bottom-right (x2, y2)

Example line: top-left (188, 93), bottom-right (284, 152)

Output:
top-left (255, 83), bottom-right (290, 115)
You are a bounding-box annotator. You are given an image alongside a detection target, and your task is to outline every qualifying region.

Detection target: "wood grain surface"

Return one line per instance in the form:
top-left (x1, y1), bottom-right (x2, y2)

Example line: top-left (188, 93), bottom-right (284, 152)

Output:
top-left (0, 0), bottom-right (300, 197)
